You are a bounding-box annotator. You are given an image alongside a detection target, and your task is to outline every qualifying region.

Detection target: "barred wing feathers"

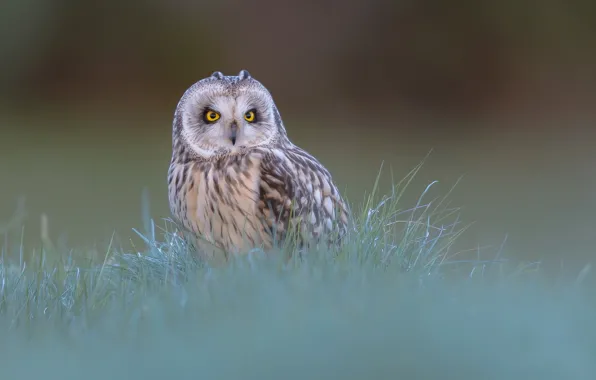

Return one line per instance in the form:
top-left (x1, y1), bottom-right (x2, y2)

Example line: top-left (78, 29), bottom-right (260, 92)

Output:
top-left (258, 146), bottom-right (349, 246)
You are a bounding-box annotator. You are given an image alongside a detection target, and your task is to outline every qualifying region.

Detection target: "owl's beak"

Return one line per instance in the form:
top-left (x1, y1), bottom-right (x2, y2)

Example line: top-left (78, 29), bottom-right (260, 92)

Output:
top-left (229, 122), bottom-right (238, 145)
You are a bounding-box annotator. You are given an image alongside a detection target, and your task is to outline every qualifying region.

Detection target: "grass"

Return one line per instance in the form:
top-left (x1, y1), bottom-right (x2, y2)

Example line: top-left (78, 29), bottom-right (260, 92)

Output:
top-left (0, 160), bottom-right (595, 379)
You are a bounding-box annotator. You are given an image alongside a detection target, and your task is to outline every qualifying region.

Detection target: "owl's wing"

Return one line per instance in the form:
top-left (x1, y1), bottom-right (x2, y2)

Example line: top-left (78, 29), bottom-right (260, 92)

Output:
top-left (258, 147), bottom-right (349, 246)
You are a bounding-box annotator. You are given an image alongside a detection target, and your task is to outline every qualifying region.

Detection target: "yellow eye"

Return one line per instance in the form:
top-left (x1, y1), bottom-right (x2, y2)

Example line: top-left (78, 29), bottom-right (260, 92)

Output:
top-left (204, 110), bottom-right (220, 123)
top-left (244, 110), bottom-right (256, 122)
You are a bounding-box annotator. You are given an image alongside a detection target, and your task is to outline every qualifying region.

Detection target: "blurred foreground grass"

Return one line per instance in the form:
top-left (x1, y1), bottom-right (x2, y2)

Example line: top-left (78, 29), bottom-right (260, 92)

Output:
top-left (0, 161), bottom-right (594, 379)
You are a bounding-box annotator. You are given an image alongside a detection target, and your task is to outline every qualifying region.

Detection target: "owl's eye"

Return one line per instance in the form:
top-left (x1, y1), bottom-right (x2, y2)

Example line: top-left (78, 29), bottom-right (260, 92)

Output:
top-left (204, 110), bottom-right (220, 123)
top-left (244, 110), bottom-right (256, 123)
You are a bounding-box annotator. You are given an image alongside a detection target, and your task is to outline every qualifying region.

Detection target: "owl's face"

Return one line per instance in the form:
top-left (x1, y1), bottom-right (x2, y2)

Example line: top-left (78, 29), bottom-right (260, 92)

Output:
top-left (174, 70), bottom-right (286, 159)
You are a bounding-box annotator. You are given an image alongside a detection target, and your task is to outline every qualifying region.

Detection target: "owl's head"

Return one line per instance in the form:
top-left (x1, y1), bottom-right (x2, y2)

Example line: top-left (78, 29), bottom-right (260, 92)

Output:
top-left (172, 70), bottom-right (288, 159)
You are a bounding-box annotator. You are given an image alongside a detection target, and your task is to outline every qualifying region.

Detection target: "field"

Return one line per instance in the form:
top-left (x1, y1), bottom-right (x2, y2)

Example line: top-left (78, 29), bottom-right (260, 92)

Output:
top-left (2, 0), bottom-right (596, 377)
top-left (1, 161), bottom-right (595, 379)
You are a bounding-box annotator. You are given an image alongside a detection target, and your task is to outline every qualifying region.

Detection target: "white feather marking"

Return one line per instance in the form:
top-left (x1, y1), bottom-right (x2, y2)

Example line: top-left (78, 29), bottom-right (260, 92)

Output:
top-left (322, 180), bottom-right (332, 196)
top-left (323, 197), bottom-right (334, 217)
top-left (306, 181), bottom-right (313, 193)
top-left (325, 218), bottom-right (333, 231)
top-left (314, 189), bottom-right (322, 206)
top-left (272, 149), bottom-right (285, 159)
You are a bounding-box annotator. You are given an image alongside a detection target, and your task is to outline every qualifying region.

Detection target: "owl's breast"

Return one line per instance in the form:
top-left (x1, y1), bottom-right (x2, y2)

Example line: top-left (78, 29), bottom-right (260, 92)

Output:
top-left (173, 153), bottom-right (271, 254)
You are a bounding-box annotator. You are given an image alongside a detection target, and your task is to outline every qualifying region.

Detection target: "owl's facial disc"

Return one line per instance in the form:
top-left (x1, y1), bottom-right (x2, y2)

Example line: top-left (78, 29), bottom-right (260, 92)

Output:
top-left (177, 74), bottom-right (286, 159)
top-left (184, 93), bottom-right (277, 157)
top-left (200, 102), bottom-right (259, 148)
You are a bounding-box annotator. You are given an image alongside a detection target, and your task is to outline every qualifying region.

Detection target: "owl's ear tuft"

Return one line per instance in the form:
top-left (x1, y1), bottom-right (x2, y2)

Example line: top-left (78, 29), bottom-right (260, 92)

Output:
top-left (238, 70), bottom-right (251, 80)
top-left (211, 71), bottom-right (224, 79)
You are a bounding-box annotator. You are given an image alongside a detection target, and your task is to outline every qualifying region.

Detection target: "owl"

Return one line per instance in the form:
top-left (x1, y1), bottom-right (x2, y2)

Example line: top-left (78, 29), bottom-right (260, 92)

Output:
top-left (167, 70), bottom-right (350, 260)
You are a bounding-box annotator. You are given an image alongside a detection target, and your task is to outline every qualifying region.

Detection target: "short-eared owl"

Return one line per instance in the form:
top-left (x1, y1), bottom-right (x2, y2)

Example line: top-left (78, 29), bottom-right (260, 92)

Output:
top-left (167, 70), bottom-right (349, 259)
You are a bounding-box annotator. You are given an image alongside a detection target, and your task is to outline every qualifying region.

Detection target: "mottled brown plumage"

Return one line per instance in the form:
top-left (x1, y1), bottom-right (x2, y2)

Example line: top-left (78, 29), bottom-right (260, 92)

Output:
top-left (167, 70), bottom-right (349, 259)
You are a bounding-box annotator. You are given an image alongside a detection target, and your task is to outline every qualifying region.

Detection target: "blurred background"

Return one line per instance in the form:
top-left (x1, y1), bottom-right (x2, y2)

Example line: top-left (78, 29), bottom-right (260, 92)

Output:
top-left (1, 0), bottom-right (595, 272)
